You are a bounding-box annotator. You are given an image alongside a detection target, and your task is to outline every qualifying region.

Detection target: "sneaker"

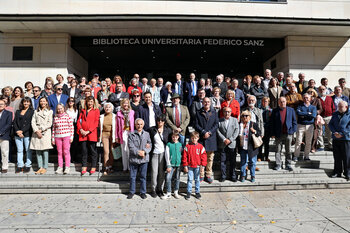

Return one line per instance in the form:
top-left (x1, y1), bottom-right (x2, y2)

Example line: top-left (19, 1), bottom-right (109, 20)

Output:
top-left (251, 176), bottom-right (255, 183)
top-left (240, 177), bottom-right (245, 183)
top-left (55, 167), bottom-right (64, 174)
top-left (150, 191), bottom-right (157, 198)
top-left (206, 177), bottom-right (213, 184)
top-left (195, 193), bottom-right (201, 199)
top-left (140, 193), bottom-right (147, 199)
top-left (185, 192), bottom-right (191, 200)
top-left (285, 166), bottom-right (293, 171)
top-left (64, 167), bottom-right (70, 174)
top-left (292, 157), bottom-right (298, 162)
top-left (23, 167), bottom-right (30, 173)
top-left (274, 165), bottom-right (281, 171)
top-left (200, 177), bottom-right (204, 182)
top-left (161, 193), bottom-right (171, 200)
top-left (127, 193), bottom-right (134, 199)
top-left (174, 190), bottom-right (180, 199)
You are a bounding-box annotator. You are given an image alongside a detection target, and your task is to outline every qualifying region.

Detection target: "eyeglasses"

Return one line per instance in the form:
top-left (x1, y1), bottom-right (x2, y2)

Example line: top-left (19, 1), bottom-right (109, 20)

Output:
top-left (34, 90), bottom-right (40, 92)
top-left (242, 115), bottom-right (249, 117)
top-left (57, 88), bottom-right (63, 91)
top-left (133, 95), bottom-right (140, 97)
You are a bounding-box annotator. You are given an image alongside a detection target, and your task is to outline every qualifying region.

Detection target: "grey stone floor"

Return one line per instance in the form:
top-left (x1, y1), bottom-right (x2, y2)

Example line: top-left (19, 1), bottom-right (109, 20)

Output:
top-left (0, 189), bottom-right (350, 232)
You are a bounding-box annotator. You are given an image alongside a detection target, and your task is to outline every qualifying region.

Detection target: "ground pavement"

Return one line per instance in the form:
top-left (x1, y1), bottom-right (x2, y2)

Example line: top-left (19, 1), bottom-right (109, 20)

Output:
top-left (0, 189), bottom-right (350, 232)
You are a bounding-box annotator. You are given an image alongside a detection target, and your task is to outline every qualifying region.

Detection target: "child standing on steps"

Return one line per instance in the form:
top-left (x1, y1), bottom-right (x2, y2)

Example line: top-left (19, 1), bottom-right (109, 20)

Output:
top-left (182, 131), bottom-right (207, 200)
top-left (162, 132), bottom-right (183, 200)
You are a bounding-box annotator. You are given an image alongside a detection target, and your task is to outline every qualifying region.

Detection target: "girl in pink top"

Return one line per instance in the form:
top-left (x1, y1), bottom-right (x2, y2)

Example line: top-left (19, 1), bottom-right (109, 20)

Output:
top-left (116, 98), bottom-right (135, 172)
top-left (52, 103), bottom-right (74, 174)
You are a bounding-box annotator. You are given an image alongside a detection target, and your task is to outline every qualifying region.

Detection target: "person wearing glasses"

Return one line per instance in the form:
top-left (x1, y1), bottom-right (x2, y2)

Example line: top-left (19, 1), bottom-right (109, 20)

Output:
top-left (238, 110), bottom-right (261, 182)
top-left (54, 74), bottom-right (69, 94)
top-left (48, 84), bottom-right (69, 115)
top-left (65, 78), bottom-right (81, 105)
top-left (130, 89), bottom-right (143, 113)
top-left (338, 78), bottom-right (350, 99)
top-left (31, 86), bottom-right (42, 109)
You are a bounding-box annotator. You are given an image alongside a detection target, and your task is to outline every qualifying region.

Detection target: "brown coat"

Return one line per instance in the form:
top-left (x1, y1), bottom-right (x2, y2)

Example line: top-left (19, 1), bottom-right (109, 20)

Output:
top-left (165, 105), bottom-right (190, 135)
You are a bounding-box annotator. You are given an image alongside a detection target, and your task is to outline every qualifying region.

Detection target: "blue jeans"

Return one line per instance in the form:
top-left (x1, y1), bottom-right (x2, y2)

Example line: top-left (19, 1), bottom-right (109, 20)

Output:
top-left (240, 149), bottom-right (257, 178)
top-left (36, 150), bottom-right (49, 169)
top-left (15, 136), bottom-right (32, 168)
top-left (187, 167), bottom-right (200, 194)
top-left (166, 166), bottom-right (181, 193)
top-left (129, 162), bottom-right (148, 195)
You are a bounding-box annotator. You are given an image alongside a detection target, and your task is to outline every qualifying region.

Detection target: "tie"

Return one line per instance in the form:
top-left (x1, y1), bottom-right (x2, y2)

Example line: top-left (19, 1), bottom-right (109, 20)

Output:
top-left (175, 107), bottom-right (180, 127)
top-left (177, 81), bottom-right (181, 94)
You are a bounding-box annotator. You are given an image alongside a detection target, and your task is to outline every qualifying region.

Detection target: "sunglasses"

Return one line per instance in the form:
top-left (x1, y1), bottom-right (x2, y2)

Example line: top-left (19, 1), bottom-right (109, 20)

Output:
top-left (242, 115), bottom-right (249, 117)
top-left (133, 95), bottom-right (140, 97)
top-left (34, 90), bottom-right (40, 92)
top-left (57, 88), bottom-right (63, 91)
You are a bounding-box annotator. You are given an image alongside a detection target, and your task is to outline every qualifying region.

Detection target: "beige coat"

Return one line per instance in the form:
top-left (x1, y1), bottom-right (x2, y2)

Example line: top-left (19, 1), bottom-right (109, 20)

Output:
top-left (30, 109), bottom-right (53, 150)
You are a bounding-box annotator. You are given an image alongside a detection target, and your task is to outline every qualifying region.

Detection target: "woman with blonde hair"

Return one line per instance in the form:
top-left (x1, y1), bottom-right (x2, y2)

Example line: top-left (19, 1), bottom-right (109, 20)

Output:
top-left (239, 110), bottom-right (261, 182)
top-left (99, 102), bottom-right (116, 175)
top-left (220, 89), bottom-right (240, 119)
top-left (77, 96), bottom-right (100, 175)
top-left (30, 97), bottom-right (53, 175)
top-left (41, 80), bottom-right (54, 97)
top-left (52, 103), bottom-right (74, 174)
top-left (116, 98), bottom-right (135, 172)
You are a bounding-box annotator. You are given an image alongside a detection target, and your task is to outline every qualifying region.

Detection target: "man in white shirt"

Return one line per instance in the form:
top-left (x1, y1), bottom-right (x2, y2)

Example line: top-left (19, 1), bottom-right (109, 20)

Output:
top-left (262, 69), bottom-right (273, 90)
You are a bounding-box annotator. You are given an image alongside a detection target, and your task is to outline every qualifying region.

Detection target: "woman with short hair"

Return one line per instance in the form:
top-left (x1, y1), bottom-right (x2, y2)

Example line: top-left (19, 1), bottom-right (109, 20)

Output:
top-left (24, 81), bottom-right (34, 98)
top-left (41, 80), bottom-right (54, 97)
top-left (220, 89), bottom-right (240, 119)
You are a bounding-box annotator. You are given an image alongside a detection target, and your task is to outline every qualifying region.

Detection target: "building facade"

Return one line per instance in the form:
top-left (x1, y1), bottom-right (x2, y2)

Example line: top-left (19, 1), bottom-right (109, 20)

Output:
top-left (0, 0), bottom-right (350, 87)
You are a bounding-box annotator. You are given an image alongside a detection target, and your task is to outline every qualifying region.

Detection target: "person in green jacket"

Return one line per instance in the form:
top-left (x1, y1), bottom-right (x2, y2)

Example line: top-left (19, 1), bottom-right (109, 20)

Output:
top-left (162, 132), bottom-right (183, 199)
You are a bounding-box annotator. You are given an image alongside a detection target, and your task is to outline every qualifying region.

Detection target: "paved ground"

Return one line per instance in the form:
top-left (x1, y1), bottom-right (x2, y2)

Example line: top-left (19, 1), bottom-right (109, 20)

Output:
top-left (0, 189), bottom-right (350, 232)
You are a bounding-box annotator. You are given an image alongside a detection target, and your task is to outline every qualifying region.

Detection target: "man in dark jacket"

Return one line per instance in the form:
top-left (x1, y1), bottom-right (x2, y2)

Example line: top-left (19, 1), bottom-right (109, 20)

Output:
top-left (329, 101), bottom-right (350, 181)
top-left (173, 73), bottom-right (185, 104)
top-left (0, 99), bottom-right (13, 173)
top-left (270, 97), bottom-right (297, 171)
top-left (137, 92), bottom-right (162, 130)
top-left (194, 97), bottom-right (219, 184)
top-left (108, 82), bottom-right (129, 112)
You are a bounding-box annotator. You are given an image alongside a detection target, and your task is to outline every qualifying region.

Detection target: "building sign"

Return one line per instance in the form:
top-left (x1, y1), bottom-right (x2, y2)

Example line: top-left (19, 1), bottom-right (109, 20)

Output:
top-left (72, 36), bottom-right (282, 48)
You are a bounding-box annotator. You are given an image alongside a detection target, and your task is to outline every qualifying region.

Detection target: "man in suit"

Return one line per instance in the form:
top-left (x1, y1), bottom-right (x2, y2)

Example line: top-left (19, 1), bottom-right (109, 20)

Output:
top-left (194, 97), bottom-right (219, 184)
top-left (270, 97), bottom-right (297, 171)
top-left (213, 74), bottom-right (228, 98)
top-left (0, 99), bottom-right (13, 173)
top-left (165, 93), bottom-right (190, 146)
top-left (48, 84), bottom-right (69, 114)
top-left (137, 91), bottom-right (162, 131)
top-left (108, 82), bottom-right (129, 112)
top-left (190, 88), bottom-right (206, 120)
top-left (173, 73), bottom-right (184, 104)
top-left (184, 73), bottom-right (198, 108)
top-left (230, 79), bottom-right (245, 107)
top-left (217, 107), bottom-right (239, 182)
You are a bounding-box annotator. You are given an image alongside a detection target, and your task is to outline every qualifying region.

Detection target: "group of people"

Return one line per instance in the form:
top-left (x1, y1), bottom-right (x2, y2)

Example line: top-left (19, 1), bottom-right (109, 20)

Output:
top-left (0, 70), bottom-right (349, 200)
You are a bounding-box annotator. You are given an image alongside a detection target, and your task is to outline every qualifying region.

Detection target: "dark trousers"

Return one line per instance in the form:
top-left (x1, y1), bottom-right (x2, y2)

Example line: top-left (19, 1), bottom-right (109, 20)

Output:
top-left (333, 140), bottom-right (350, 177)
top-left (129, 162), bottom-right (148, 194)
top-left (220, 147), bottom-right (237, 179)
top-left (258, 136), bottom-right (270, 160)
top-left (81, 141), bottom-right (98, 168)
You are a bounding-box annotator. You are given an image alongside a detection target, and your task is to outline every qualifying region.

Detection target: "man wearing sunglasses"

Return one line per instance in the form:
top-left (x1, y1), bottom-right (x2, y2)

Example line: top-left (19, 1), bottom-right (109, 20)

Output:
top-left (48, 84), bottom-right (69, 114)
top-left (31, 86), bottom-right (42, 109)
top-left (338, 78), bottom-right (350, 99)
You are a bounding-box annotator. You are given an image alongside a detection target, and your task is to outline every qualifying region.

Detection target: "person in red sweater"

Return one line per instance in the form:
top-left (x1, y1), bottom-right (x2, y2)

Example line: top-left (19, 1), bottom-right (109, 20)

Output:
top-left (182, 131), bottom-right (207, 200)
top-left (77, 96), bottom-right (100, 175)
top-left (318, 85), bottom-right (336, 150)
top-left (220, 89), bottom-right (240, 119)
top-left (127, 78), bottom-right (142, 96)
top-left (52, 103), bottom-right (74, 174)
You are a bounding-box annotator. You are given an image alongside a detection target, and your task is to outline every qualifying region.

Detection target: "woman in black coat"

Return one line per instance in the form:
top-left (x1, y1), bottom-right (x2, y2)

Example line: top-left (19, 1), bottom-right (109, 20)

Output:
top-left (239, 110), bottom-right (261, 183)
top-left (13, 97), bottom-right (34, 173)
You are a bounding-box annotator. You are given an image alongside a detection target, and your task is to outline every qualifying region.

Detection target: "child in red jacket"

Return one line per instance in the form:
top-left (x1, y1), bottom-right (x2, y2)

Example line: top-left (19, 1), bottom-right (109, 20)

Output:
top-left (182, 131), bottom-right (207, 200)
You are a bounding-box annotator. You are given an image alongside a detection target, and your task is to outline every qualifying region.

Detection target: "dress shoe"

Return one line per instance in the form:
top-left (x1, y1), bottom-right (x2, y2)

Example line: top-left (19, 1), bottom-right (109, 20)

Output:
top-left (195, 193), bottom-right (201, 199)
top-left (185, 192), bottom-right (191, 200)
top-left (15, 167), bottom-right (23, 173)
top-left (285, 166), bottom-right (293, 172)
top-left (251, 176), bottom-right (255, 183)
top-left (127, 193), bottom-right (134, 199)
top-left (1, 169), bottom-right (7, 174)
top-left (330, 174), bottom-right (341, 178)
top-left (151, 191), bottom-right (157, 198)
top-left (140, 193), bottom-right (147, 199)
top-left (345, 176), bottom-right (349, 181)
top-left (231, 177), bottom-right (237, 182)
top-left (304, 157), bottom-right (311, 161)
top-left (219, 178), bottom-right (226, 182)
top-left (23, 167), bottom-right (30, 173)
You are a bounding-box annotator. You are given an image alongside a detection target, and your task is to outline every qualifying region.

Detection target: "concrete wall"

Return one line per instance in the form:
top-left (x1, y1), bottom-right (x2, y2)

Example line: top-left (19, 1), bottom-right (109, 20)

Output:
top-left (1, 0), bottom-right (350, 20)
top-left (264, 36), bottom-right (350, 88)
top-left (0, 33), bottom-right (88, 88)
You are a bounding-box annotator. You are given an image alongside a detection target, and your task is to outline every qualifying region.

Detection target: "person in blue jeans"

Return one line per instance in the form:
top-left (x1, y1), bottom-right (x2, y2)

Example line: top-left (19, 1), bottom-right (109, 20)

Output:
top-left (238, 110), bottom-right (261, 182)
top-left (182, 131), bottom-right (207, 200)
top-left (162, 132), bottom-right (183, 200)
top-left (13, 97), bottom-right (34, 173)
top-left (127, 118), bottom-right (152, 200)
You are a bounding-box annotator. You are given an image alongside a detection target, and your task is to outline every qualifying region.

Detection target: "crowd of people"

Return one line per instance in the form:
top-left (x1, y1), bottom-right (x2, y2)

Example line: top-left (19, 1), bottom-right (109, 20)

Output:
top-left (0, 70), bottom-right (349, 200)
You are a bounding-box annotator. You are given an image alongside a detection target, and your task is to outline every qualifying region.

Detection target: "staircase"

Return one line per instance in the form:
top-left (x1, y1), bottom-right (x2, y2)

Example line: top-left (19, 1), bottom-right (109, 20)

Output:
top-left (1, 148), bottom-right (349, 194)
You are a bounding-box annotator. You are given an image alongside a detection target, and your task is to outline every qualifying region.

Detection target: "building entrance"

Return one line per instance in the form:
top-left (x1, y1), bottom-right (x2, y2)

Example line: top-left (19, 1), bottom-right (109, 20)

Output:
top-left (71, 36), bottom-right (284, 82)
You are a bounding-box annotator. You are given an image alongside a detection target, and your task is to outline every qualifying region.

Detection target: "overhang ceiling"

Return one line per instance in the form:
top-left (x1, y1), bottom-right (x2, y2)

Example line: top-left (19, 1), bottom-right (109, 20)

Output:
top-left (1, 15), bottom-right (350, 37)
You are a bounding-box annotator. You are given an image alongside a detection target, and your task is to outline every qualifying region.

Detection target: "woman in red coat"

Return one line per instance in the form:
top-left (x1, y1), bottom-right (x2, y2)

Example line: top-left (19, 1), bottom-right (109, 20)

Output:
top-left (127, 78), bottom-right (142, 95)
top-left (77, 96), bottom-right (100, 175)
top-left (220, 89), bottom-right (240, 119)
